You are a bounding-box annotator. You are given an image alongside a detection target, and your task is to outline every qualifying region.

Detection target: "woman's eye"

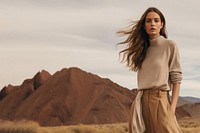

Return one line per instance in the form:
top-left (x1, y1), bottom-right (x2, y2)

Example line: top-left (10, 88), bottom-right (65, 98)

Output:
top-left (146, 19), bottom-right (151, 22)
top-left (154, 19), bottom-right (160, 22)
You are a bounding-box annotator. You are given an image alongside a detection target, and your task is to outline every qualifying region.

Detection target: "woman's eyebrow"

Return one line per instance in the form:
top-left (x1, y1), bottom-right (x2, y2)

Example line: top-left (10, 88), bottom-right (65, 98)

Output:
top-left (146, 17), bottom-right (160, 19)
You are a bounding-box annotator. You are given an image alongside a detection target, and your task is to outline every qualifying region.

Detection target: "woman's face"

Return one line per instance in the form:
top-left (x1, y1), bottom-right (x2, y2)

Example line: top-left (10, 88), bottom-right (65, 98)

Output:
top-left (144, 11), bottom-right (163, 39)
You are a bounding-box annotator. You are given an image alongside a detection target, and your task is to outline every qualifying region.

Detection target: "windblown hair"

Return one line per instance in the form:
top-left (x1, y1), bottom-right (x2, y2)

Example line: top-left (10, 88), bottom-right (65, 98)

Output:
top-left (117, 7), bottom-right (167, 71)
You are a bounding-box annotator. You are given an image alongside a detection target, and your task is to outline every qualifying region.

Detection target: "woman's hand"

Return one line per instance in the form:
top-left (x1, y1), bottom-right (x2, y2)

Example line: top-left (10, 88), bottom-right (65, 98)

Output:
top-left (171, 83), bottom-right (180, 115)
top-left (170, 103), bottom-right (176, 114)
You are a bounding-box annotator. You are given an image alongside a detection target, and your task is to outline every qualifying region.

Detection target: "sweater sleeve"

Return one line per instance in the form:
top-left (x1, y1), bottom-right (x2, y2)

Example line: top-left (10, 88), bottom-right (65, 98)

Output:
top-left (169, 41), bottom-right (182, 84)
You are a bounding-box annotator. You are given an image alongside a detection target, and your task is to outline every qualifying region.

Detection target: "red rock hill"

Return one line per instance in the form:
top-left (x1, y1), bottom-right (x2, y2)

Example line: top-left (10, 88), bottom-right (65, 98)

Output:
top-left (0, 67), bottom-right (136, 126)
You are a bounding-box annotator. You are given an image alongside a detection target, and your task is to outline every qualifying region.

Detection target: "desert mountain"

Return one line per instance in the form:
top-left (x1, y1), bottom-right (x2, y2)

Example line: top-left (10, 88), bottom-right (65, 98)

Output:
top-left (176, 96), bottom-right (200, 118)
top-left (177, 96), bottom-right (200, 107)
top-left (0, 67), bottom-right (199, 126)
top-left (0, 67), bottom-right (136, 126)
top-left (177, 103), bottom-right (200, 118)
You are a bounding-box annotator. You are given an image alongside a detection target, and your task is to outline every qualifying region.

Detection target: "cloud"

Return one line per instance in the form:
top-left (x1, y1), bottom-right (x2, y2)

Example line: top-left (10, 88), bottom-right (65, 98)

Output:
top-left (0, 0), bottom-right (200, 97)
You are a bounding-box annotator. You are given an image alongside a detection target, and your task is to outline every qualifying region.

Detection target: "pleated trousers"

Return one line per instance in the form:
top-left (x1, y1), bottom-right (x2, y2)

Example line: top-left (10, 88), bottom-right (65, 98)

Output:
top-left (141, 89), bottom-right (182, 133)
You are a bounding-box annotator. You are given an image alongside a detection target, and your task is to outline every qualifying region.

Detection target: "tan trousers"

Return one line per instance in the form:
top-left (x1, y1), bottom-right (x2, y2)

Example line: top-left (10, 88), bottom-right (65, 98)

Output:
top-left (141, 89), bottom-right (182, 133)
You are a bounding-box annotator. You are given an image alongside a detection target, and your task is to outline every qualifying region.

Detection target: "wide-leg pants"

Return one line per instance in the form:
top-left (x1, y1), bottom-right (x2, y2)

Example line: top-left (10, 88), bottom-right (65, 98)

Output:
top-left (141, 89), bottom-right (182, 133)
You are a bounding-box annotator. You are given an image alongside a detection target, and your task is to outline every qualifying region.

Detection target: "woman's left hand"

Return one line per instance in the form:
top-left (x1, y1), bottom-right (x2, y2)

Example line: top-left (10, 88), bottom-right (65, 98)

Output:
top-left (170, 104), bottom-right (176, 114)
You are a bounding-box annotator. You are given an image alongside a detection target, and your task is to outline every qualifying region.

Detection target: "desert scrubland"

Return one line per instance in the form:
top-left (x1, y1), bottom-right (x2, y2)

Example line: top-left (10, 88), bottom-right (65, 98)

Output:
top-left (0, 118), bottom-right (200, 133)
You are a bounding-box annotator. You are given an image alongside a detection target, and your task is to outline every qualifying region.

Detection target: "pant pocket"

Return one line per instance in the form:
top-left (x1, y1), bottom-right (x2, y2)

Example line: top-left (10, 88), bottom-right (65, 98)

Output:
top-left (167, 100), bottom-right (175, 115)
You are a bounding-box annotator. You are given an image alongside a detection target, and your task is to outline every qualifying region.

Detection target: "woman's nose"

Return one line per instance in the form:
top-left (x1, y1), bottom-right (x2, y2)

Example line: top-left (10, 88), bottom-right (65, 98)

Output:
top-left (151, 21), bottom-right (155, 26)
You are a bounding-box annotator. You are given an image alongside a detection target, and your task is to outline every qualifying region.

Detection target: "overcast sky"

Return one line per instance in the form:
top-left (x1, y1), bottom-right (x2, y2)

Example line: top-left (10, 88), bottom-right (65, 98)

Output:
top-left (0, 0), bottom-right (200, 98)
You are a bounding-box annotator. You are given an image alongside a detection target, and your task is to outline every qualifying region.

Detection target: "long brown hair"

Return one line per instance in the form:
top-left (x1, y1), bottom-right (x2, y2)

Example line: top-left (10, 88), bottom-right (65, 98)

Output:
top-left (117, 7), bottom-right (167, 71)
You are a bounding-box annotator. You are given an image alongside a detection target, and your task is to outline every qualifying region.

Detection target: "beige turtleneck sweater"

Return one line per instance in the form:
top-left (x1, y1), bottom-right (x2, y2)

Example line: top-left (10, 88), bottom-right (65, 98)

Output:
top-left (137, 36), bottom-right (182, 90)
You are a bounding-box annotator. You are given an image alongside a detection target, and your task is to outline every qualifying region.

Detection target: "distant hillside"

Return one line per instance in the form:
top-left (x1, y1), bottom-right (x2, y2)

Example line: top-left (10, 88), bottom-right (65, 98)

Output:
top-left (182, 96), bottom-right (200, 104)
top-left (177, 97), bottom-right (193, 107)
top-left (177, 103), bottom-right (200, 118)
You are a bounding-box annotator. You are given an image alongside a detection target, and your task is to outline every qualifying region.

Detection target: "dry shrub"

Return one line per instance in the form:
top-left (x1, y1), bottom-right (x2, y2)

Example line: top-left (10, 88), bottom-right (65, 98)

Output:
top-left (94, 123), bottom-right (128, 133)
top-left (69, 125), bottom-right (96, 133)
top-left (181, 127), bottom-right (200, 133)
top-left (1, 120), bottom-right (200, 133)
top-left (178, 117), bottom-right (200, 128)
top-left (46, 123), bottom-right (127, 133)
top-left (0, 119), bottom-right (39, 133)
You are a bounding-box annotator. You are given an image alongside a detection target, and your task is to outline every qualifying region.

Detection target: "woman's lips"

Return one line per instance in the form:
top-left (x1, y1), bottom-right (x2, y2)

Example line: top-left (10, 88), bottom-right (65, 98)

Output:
top-left (150, 28), bottom-right (156, 31)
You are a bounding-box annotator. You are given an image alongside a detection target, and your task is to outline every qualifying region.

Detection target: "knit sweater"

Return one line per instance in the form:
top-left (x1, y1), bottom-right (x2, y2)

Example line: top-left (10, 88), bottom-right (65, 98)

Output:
top-left (137, 36), bottom-right (182, 91)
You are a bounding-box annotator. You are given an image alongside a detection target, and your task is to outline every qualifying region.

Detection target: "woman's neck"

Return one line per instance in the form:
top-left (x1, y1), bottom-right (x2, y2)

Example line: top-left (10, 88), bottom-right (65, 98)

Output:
top-left (149, 34), bottom-right (160, 40)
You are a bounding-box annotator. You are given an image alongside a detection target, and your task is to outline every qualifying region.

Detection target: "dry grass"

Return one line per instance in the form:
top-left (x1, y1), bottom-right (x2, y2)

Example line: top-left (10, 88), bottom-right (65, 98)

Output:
top-left (0, 120), bottom-right (128, 133)
top-left (178, 117), bottom-right (200, 128)
top-left (43, 123), bottom-right (128, 133)
top-left (0, 119), bottom-right (200, 133)
top-left (0, 119), bottom-right (39, 133)
top-left (178, 117), bottom-right (200, 133)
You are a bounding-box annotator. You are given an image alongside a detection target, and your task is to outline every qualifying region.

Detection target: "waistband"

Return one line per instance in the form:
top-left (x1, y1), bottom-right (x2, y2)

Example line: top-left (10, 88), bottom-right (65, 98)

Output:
top-left (140, 89), bottom-right (169, 98)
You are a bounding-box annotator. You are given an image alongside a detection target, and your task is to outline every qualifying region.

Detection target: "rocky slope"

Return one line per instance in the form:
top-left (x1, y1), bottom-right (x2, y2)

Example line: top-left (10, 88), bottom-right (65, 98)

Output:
top-left (0, 67), bottom-right (136, 126)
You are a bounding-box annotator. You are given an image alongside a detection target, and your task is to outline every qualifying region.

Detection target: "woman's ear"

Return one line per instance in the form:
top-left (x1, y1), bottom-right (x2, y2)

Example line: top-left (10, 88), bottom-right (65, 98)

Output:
top-left (160, 22), bottom-right (163, 29)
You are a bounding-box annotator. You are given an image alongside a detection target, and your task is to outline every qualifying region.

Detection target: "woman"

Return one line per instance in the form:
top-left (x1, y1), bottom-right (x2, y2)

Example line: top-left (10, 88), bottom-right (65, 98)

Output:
top-left (117, 7), bottom-right (182, 133)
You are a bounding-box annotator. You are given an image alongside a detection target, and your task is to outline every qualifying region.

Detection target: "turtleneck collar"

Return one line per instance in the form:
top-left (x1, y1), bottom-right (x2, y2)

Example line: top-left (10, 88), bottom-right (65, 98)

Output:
top-left (149, 36), bottom-right (165, 47)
